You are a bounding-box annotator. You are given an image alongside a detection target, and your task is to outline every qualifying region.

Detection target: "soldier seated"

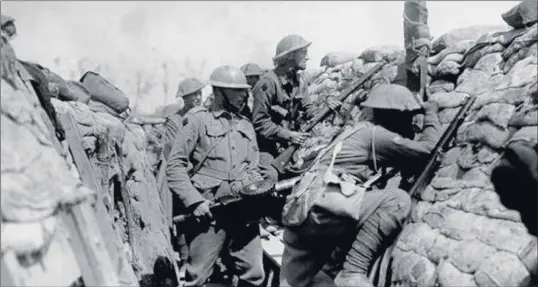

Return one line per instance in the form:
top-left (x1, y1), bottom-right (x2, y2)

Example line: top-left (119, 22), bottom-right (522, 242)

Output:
top-left (279, 84), bottom-right (441, 287)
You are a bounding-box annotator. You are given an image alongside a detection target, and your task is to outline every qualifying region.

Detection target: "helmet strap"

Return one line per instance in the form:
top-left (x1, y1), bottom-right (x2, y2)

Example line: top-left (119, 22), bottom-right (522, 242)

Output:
top-left (218, 88), bottom-right (245, 114)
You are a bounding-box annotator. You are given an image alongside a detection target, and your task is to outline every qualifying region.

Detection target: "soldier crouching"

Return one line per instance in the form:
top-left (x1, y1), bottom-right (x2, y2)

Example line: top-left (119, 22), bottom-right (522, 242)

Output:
top-left (166, 65), bottom-right (265, 287)
top-left (279, 84), bottom-right (441, 287)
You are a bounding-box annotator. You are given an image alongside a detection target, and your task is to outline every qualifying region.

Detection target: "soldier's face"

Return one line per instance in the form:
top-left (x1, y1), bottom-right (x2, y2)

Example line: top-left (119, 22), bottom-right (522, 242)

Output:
top-left (293, 49), bottom-right (309, 70)
top-left (183, 91), bottom-right (202, 108)
top-left (221, 88), bottom-right (248, 112)
top-left (246, 75), bottom-right (260, 87)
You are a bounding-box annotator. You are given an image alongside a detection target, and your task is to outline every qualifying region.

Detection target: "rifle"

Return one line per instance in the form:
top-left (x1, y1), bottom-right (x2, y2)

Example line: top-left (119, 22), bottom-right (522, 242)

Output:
top-left (407, 94), bottom-right (477, 199)
top-left (172, 177), bottom-right (301, 224)
top-left (271, 62), bottom-right (386, 174)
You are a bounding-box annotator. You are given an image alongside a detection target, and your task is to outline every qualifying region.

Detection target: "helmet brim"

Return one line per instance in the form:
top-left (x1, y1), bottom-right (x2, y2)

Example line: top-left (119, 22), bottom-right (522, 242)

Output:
top-left (208, 80), bottom-right (251, 89)
top-left (273, 42), bottom-right (312, 61)
top-left (176, 84), bottom-right (206, 97)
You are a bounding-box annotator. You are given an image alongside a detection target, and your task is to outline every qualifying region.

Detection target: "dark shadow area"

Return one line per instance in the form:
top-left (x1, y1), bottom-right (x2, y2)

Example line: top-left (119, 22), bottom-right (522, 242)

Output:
top-left (139, 256), bottom-right (178, 287)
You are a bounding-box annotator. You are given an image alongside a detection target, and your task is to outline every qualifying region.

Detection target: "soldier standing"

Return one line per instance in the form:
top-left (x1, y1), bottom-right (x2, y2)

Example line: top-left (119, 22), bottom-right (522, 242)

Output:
top-left (251, 34), bottom-right (340, 182)
top-left (240, 63), bottom-right (265, 119)
top-left (279, 84), bottom-right (441, 287)
top-left (164, 78), bottom-right (206, 146)
top-left (167, 65), bottom-right (265, 287)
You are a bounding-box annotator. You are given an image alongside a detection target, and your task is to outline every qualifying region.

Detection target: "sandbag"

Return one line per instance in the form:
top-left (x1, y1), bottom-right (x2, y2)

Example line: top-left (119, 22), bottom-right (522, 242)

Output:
top-left (88, 99), bottom-right (124, 118)
top-left (80, 71), bottom-right (130, 114)
top-left (432, 25), bottom-right (510, 54)
top-left (509, 105), bottom-right (538, 127)
top-left (501, 24), bottom-right (537, 60)
top-left (461, 43), bottom-right (505, 68)
top-left (429, 80), bottom-right (455, 94)
top-left (66, 81), bottom-right (91, 104)
top-left (474, 53), bottom-right (503, 75)
top-left (473, 103), bottom-right (516, 130)
top-left (320, 52), bottom-right (359, 68)
top-left (502, 1), bottom-right (538, 29)
top-left (502, 46), bottom-right (531, 73)
top-left (456, 121), bottom-right (512, 149)
top-left (359, 46), bottom-right (403, 63)
top-left (40, 68), bottom-right (73, 101)
top-left (434, 60), bottom-right (461, 77)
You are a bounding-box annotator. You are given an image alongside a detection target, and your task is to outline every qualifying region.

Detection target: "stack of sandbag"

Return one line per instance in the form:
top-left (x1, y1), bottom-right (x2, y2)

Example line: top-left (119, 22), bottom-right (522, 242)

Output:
top-left (390, 3), bottom-right (538, 286)
top-left (428, 25), bottom-right (510, 80)
top-left (290, 47), bottom-right (406, 168)
top-left (51, 98), bottom-right (178, 281)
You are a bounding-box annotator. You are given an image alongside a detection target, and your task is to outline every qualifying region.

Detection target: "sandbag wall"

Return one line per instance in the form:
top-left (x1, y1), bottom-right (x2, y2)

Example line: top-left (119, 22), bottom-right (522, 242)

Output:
top-left (390, 19), bottom-right (537, 287)
top-left (50, 99), bottom-right (175, 285)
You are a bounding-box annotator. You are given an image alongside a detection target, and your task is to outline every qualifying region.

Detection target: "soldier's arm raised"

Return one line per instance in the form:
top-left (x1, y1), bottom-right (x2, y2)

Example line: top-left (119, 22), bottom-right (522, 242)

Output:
top-left (166, 114), bottom-right (205, 208)
top-left (373, 105), bottom-right (441, 163)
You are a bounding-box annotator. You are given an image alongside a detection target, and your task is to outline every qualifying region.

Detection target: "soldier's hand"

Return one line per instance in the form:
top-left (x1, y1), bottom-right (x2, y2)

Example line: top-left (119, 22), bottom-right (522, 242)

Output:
top-left (422, 101), bottom-right (439, 114)
top-left (289, 131), bottom-right (309, 145)
top-left (193, 200), bottom-right (213, 219)
top-left (326, 97), bottom-right (342, 111)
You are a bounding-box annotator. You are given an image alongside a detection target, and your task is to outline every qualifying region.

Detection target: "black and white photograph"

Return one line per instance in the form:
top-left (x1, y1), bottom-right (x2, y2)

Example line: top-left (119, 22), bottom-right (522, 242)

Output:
top-left (1, 1), bottom-right (537, 287)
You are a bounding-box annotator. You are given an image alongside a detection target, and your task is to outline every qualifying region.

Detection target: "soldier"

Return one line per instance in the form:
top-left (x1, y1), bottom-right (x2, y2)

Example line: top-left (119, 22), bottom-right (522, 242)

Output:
top-left (251, 34), bottom-right (340, 182)
top-left (167, 65), bottom-right (265, 287)
top-left (241, 63), bottom-right (264, 88)
top-left (491, 140), bottom-right (538, 236)
top-left (279, 84), bottom-right (441, 287)
top-left (240, 63), bottom-right (265, 119)
top-left (164, 78), bottom-right (206, 145)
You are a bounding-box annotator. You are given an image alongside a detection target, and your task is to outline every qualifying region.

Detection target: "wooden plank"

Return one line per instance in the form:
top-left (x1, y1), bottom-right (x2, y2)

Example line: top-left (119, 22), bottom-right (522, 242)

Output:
top-left (65, 202), bottom-right (120, 286)
top-left (261, 230), bottom-right (285, 267)
top-left (1, 224), bottom-right (82, 286)
top-left (1, 255), bottom-right (18, 287)
top-left (60, 112), bottom-right (138, 286)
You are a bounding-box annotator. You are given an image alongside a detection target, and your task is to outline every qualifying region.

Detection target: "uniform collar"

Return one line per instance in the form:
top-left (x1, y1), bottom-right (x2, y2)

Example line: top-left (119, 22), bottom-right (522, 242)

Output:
top-left (211, 106), bottom-right (245, 120)
top-left (274, 67), bottom-right (299, 87)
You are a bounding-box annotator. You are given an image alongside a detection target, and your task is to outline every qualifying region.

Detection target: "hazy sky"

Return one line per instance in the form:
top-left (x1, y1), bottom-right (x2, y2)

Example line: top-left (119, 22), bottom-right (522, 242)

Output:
top-left (2, 1), bottom-right (516, 113)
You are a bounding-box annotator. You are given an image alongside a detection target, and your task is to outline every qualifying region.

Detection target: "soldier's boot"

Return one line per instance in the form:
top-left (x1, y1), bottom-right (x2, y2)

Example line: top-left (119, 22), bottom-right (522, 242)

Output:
top-left (334, 209), bottom-right (403, 287)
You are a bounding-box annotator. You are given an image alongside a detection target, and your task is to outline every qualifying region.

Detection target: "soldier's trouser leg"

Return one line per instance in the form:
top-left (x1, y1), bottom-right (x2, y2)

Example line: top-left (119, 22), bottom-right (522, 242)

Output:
top-left (259, 152), bottom-right (279, 182)
top-left (280, 213), bottom-right (344, 287)
top-left (336, 188), bottom-right (411, 287)
top-left (184, 225), bottom-right (227, 287)
top-left (280, 188), bottom-right (411, 287)
top-left (227, 224), bottom-right (265, 287)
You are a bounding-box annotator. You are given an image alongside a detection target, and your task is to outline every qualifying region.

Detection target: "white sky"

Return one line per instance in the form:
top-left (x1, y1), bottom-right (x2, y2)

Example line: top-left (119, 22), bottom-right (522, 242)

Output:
top-left (2, 1), bottom-right (517, 113)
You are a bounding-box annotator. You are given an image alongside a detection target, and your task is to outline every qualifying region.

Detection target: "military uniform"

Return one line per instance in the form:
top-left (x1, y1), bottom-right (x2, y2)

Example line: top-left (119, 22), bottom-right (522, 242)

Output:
top-left (251, 68), bottom-right (315, 181)
top-left (166, 106), bottom-right (265, 287)
top-left (279, 105), bottom-right (441, 287)
top-left (163, 106), bottom-right (202, 158)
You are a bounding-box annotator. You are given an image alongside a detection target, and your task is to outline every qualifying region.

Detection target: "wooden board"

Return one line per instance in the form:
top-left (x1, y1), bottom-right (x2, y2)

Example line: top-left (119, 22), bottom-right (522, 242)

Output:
top-left (60, 112), bottom-right (138, 286)
top-left (1, 225), bottom-right (82, 286)
top-left (261, 232), bottom-right (285, 267)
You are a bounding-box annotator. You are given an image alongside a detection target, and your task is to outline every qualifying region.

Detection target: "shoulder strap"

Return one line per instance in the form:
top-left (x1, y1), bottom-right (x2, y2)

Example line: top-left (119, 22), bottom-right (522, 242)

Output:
top-left (372, 126), bottom-right (378, 172)
top-left (315, 122), bottom-right (370, 163)
top-left (187, 124), bottom-right (229, 178)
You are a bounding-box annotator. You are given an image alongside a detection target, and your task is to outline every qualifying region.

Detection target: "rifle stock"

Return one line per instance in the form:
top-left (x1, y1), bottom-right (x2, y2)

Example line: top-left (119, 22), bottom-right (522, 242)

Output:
top-left (408, 95), bottom-right (477, 199)
top-left (271, 62), bottom-right (385, 174)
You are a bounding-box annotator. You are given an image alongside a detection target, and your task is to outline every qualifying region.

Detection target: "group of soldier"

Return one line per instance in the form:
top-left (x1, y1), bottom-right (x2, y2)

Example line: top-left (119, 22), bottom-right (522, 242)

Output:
top-left (162, 33), bottom-right (443, 287)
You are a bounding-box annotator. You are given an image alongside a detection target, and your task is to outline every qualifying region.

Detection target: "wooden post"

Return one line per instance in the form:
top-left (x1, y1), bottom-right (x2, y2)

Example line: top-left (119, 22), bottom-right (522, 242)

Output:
top-left (60, 112), bottom-right (139, 286)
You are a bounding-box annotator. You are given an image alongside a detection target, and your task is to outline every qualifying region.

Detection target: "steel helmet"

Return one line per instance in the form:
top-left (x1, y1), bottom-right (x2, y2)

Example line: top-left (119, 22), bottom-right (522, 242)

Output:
top-left (208, 65), bottom-right (251, 89)
top-left (273, 34), bottom-right (312, 61)
top-left (361, 84), bottom-right (422, 111)
top-left (176, 78), bottom-right (205, 98)
top-left (241, 63), bottom-right (264, 76)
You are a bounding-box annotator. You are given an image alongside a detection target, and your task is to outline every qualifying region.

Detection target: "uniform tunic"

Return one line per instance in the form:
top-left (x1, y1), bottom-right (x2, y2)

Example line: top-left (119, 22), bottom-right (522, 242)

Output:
top-left (280, 108), bottom-right (441, 287)
top-left (166, 107), bottom-right (265, 287)
top-left (251, 68), bottom-right (316, 181)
